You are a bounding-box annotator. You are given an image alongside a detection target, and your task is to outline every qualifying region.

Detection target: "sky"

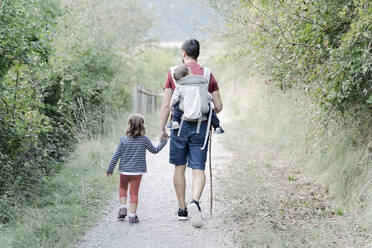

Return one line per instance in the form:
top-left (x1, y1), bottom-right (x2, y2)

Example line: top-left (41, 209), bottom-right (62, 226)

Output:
top-left (145, 0), bottom-right (221, 42)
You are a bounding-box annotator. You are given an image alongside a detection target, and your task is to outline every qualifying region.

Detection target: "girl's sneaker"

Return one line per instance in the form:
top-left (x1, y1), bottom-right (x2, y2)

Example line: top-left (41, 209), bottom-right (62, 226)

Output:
top-left (128, 215), bottom-right (139, 224)
top-left (118, 207), bottom-right (127, 220)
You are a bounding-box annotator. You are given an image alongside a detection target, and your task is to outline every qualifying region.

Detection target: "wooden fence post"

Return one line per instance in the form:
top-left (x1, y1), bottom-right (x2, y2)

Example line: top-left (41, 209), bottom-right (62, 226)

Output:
top-left (132, 84), bottom-right (163, 114)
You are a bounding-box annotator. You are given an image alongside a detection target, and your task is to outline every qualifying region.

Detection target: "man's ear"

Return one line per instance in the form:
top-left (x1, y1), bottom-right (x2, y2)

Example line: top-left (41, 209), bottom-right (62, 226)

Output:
top-left (182, 49), bottom-right (187, 59)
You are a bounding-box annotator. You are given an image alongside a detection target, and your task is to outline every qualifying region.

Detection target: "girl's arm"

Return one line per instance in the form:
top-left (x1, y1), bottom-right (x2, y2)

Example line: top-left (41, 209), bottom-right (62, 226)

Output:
top-left (145, 136), bottom-right (168, 154)
top-left (106, 141), bottom-right (124, 174)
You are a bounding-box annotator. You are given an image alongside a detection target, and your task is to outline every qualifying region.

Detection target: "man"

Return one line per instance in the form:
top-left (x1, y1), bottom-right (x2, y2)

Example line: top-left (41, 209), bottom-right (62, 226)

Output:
top-left (159, 39), bottom-right (223, 227)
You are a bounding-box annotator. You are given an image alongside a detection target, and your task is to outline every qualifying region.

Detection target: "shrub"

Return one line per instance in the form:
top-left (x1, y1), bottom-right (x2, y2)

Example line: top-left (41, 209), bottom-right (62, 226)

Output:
top-left (211, 0), bottom-right (371, 135)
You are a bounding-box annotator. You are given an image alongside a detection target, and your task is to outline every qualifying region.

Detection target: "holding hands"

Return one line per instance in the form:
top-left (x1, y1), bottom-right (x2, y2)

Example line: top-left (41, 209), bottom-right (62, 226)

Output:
top-left (160, 130), bottom-right (169, 141)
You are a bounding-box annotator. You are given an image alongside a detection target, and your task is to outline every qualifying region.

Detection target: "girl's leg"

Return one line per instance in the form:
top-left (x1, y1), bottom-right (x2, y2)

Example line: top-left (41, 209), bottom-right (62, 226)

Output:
top-left (128, 175), bottom-right (143, 214)
top-left (119, 174), bottom-right (130, 206)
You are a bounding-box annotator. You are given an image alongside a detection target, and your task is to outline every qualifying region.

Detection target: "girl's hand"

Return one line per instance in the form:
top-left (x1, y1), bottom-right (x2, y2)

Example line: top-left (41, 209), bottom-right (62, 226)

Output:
top-left (106, 173), bottom-right (113, 178)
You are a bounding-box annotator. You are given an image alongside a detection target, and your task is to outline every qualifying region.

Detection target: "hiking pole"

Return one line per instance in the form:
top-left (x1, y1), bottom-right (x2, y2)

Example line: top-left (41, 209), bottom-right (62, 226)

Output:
top-left (208, 129), bottom-right (213, 216)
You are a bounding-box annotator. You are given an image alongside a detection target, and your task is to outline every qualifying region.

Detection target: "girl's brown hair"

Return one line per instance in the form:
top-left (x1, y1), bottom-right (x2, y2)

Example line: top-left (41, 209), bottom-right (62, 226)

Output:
top-left (126, 113), bottom-right (145, 138)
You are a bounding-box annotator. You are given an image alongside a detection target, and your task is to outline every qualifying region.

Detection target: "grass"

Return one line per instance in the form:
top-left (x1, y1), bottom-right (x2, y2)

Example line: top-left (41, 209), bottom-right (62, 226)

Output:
top-left (212, 54), bottom-right (371, 246)
top-left (0, 112), bottom-right (160, 247)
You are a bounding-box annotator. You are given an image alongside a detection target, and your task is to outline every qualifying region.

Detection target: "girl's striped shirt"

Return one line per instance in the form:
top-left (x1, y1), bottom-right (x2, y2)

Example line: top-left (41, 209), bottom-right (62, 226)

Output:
top-left (106, 135), bottom-right (167, 174)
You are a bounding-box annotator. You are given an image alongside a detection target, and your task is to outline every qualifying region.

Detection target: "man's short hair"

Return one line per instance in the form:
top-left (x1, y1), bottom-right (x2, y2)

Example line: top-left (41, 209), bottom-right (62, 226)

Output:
top-left (182, 39), bottom-right (200, 60)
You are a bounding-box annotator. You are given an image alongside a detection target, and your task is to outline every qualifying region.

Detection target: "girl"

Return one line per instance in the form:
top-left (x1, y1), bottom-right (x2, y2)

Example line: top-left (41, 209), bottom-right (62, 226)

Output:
top-left (106, 113), bottom-right (168, 223)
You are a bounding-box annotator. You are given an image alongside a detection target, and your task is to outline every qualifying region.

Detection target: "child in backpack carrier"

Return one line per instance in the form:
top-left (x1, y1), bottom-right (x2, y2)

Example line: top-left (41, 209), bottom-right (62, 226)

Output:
top-left (167, 65), bottom-right (224, 134)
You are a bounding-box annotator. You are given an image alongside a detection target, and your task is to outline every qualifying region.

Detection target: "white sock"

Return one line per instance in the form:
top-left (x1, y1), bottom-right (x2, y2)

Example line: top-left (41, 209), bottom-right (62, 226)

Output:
top-left (129, 212), bottom-right (136, 217)
top-left (120, 205), bottom-right (126, 209)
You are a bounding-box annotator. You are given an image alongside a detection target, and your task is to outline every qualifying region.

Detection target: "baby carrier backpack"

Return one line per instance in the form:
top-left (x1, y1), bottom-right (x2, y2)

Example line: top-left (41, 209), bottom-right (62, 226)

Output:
top-left (170, 66), bottom-right (213, 150)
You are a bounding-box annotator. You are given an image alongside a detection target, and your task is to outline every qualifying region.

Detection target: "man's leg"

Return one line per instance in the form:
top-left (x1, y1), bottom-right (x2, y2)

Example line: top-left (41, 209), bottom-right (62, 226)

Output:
top-left (189, 169), bottom-right (205, 228)
top-left (187, 121), bottom-right (208, 227)
top-left (169, 122), bottom-right (188, 219)
top-left (192, 169), bottom-right (206, 201)
top-left (173, 164), bottom-right (186, 209)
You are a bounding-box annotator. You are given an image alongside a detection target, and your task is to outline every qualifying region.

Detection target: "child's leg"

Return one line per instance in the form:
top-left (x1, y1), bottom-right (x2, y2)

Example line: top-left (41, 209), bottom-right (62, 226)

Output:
top-left (211, 109), bottom-right (220, 129)
top-left (172, 102), bottom-right (183, 123)
top-left (119, 174), bottom-right (130, 206)
top-left (128, 175), bottom-right (143, 214)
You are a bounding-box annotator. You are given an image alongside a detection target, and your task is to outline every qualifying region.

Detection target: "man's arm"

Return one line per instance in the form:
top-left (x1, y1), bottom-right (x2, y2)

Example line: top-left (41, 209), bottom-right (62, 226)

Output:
top-left (160, 88), bottom-right (173, 138)
top-left (212, 90), bottom-right (223, 113)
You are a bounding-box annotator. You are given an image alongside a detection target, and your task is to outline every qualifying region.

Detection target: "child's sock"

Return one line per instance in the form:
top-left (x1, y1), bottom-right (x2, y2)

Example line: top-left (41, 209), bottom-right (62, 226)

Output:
top-left (128, 212), bottom-right (136, 217)
top-left (120, 205), bottom-right (127, 209)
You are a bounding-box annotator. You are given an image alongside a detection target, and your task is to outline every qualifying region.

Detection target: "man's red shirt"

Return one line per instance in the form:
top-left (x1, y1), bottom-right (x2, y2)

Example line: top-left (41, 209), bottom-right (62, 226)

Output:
top-left (163, 62), bottom-right (219, 93)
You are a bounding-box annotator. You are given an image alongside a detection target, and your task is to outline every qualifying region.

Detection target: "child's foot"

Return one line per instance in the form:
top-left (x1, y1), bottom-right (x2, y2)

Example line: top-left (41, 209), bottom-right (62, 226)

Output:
top-left (117, 207), bottom-right (127, 220)
top-left (128, 215), bottom-right (139, 224)
top-left (214, 126), bottom-right (225, 134)
top-left (189, 200), bottom-right (203, 228)
top-left (169, 121), bottom-right (180, 130)
top-left (176, 208), bottom-right (188, 221)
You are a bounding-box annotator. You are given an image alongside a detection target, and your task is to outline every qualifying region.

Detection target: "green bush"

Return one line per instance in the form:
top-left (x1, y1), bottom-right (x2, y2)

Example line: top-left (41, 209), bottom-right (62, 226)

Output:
top-left (209, 0), bottom-right (372, 224)
top-left (0, 0), bottom-right (152, 223)
top-left (126, 46), bottom-right (180, 91)
top-left (211, 0), bottom-right (371, 133)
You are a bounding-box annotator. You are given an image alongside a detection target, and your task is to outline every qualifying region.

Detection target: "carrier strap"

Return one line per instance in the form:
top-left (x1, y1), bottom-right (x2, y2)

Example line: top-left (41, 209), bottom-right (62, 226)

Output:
top-left (201, 102), bottom-right (213, 150)
top-left (196, 118), bottom-right (202, 134)
top-left (170, 66), bottom-right (179, 85)
top-left (177, 118), bottom-right (184, 137)
top-left (203, 67), bottom-right (211, 85)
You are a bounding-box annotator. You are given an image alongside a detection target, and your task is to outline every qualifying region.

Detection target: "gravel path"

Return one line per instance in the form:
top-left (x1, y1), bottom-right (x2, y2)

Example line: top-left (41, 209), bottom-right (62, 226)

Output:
top-left (76, 133), bottom-right (235, 248)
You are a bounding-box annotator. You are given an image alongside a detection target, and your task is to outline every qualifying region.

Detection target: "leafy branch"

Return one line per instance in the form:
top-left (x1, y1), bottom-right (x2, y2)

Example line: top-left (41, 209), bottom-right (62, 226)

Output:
top-left (244, 0), bottom-right (316, 48)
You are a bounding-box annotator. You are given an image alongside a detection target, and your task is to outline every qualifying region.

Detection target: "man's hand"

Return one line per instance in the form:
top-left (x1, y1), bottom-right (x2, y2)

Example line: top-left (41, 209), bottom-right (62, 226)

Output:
top-left (160, 130), bottom-right (169, 140)
top-left (106, 172), bottom-right (112, 178)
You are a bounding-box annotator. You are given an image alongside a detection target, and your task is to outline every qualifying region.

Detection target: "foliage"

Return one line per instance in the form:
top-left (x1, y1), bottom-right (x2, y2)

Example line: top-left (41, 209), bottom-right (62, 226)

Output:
top-left (217, 56), bottom-right (371, 245)
top-left (210, 0), bottom-right (371, 135)
top-left (127, 46), bottom-right (180, 91)
top-left (207, 0), bottom-right (372, 232)
top-left (0, 0), bottom-right (152, 223)
top-left (0, 112), bottom-right (160, 248)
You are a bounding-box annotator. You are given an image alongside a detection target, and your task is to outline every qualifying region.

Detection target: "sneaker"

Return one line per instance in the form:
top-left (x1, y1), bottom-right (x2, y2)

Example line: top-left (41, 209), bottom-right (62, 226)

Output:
top-left (214, 126), bottom-right (225, 134)
top-left (117, 207), bottom-right (127, 220)
top-left (169, 121), bottom-right (180, 130)
top-left (166, 122), bottom-right (173, 129)
top-left (128, 215), bottom-right (139, 224)
top-left (189, 200), bottom-right (203, 228)
top-left (177, 208), bottom-right (188, 221)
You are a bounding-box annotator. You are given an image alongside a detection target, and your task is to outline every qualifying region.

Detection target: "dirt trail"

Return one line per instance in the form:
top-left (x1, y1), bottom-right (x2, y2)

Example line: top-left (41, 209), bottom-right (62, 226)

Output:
top-left (75, 131), bottom-right (236, 248)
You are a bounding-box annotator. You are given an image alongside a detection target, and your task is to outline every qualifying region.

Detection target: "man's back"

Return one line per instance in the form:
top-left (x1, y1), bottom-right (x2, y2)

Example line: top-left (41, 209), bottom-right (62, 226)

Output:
top-left (164, 62), bottom-right (219, 93)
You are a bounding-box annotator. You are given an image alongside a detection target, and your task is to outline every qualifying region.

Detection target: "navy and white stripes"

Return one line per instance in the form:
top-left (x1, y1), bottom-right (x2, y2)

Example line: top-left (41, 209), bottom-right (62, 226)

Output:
top-left (106, 135), bottom-right (167, 174)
